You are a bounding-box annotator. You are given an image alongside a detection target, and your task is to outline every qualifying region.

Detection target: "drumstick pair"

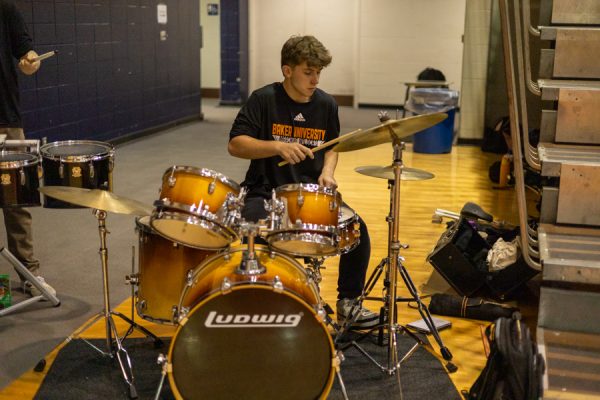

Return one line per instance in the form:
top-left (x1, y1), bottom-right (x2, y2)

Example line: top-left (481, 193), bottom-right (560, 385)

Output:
top-left (277, 128), bottom-right (362, 167)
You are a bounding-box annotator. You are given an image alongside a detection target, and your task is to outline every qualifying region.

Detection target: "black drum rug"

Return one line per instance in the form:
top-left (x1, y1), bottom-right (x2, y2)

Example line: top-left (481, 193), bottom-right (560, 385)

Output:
top-left (34, 335), bottom-right (461, 400)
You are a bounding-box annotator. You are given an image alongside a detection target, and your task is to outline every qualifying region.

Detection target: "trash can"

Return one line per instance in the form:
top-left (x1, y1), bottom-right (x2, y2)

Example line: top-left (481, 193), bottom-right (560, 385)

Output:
top-left (404, 88), bottom-right (459, 154)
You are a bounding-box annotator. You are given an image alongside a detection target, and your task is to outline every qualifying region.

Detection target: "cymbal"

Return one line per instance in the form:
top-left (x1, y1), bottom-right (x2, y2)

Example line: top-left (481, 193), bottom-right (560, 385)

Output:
top-left (355, 165), bottom-right (434, 181)
top-left (333, 113), bottom-right (447, 152)
top-left (39, 186), bottom-right (153, 215)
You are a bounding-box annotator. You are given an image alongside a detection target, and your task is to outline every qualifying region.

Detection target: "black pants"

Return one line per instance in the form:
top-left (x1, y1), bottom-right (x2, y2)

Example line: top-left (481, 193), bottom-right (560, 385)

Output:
top-left (243, 195), bottom-right (370, 300)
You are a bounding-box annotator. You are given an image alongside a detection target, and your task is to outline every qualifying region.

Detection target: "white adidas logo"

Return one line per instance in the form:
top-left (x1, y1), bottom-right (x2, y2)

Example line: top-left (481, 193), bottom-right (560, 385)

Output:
top-left (293, 113), bottom-right (306, 122)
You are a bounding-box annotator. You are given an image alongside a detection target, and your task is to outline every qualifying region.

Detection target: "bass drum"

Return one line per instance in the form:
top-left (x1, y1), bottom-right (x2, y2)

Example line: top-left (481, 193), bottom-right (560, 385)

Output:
top-left (40, 140), bottom-right (114, 208)
top-left (168, 245), bottom-right (335, 400)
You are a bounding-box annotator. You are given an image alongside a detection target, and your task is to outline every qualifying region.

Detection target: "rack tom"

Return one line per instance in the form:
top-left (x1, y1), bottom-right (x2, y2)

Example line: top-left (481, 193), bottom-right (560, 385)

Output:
top-left (0, 151), bottom-right (41, 207)
top-left (267, 183), bottom-right (341, 257)
top-left (151, 166), bottom-right (241, 250)
top-left (40, 140), bottom-right (114, 208)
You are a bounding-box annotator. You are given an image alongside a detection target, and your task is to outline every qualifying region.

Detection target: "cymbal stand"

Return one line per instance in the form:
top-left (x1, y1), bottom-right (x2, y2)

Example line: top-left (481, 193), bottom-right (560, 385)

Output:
top-left (335, 138), bottom-right (454, 376)
top-left (68, 209), bottom-right (159, 399)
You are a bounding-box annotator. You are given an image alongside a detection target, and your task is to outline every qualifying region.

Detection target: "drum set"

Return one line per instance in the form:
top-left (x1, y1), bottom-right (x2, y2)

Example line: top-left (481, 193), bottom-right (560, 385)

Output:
top-left (11, 111), bottom-right (452, 399)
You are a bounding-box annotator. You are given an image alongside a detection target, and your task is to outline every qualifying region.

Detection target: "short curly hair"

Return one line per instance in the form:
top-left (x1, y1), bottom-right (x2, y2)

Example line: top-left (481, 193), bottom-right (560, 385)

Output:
top-left (281, 35), bottom-right (332, 69)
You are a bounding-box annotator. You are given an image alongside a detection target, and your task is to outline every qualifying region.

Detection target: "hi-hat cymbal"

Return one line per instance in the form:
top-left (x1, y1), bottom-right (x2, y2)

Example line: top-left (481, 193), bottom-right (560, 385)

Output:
top-left (333, 113), bottom-right (447, 152)
top-left (39, 186), bottom-right (153, 215)
top-left (355, 165), bottom-right (434, 181)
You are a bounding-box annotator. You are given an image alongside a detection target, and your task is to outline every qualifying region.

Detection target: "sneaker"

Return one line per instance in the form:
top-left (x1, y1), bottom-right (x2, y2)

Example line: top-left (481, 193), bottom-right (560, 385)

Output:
top-left (23, 276), bottom-right (56, 300)
top-left (336, 298), bottom-right (380, 329)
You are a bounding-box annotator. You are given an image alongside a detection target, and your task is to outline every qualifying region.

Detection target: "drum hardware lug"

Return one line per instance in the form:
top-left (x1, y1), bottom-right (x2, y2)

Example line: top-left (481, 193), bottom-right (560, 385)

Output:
top-left (221, 277), bottom-right (232, 293)
top-left (19, 169), bottom-right (26, 185)
top-left (178, 307), bottom-right (189, 324)
top-left (329, 201), bottom-right (336, 211)
top-left (168, 168), bottom-right (176, 187)
top-left (59, 162), bottom-right (64, 179)
top-left (125, 273), bottom-right (139, 285)
top-left (353, 222), bottom-right (361, 237)
top-left (297, 192), bottom-right (304, 207)
top-left (136, 299), bottom-right (147, 312)
top-left (315, 306), bottom-right (327, 323)
top-left (272, 276), bottom-right (284, 293)
top-left (185, 270), bottom-right (195, 286)
top-left (171, 306), bottom-right (179, 324)
top-left (223, 252), bottom-right (232, 261)
top-left (208, 179), bottom-right (216, 194)
top-left (89, 161), bottom-right (95, 178)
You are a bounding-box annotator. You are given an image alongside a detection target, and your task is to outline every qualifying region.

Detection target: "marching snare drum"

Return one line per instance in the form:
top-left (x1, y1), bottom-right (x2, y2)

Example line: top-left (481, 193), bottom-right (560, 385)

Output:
top-left (338, 205), bottom-right (361, 254)
top-left (168, 245), bottom-right (335, 400)
top-left (267, 183), bottom-right (341, 257)
top-left (135, 216), bottom-right (215, 324)
top-left (40, 140), bottom-right (114, 208)
top-left (151, 166), bottom-right (241, 250)
top-left (0, 151), bottom-right (41, 207)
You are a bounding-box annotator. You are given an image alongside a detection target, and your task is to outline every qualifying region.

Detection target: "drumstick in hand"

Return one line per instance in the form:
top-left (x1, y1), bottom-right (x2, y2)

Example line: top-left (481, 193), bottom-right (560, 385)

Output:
top-left (33, 51), bottom-right (57, 62)
top-left (277, 128), bottom-right (362, 167)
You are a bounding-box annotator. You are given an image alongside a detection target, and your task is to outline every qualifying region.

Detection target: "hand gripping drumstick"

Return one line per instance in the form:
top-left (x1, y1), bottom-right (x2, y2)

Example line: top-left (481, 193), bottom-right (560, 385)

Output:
top-left (277, 128), bottom-right (362, 167)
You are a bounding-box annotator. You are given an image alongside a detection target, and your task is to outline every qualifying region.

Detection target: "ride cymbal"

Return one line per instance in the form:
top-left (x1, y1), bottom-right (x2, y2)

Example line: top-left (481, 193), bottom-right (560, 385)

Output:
top-left (39, 186), bottom-right (153, 215)
top-left (355, 165), bottom-right (434, 181)
top-left (333, 113), bottom-right (447, 152)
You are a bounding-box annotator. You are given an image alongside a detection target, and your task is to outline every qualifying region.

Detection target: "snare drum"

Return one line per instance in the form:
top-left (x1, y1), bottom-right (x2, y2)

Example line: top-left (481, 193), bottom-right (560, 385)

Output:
top-left (151, 166), bottom-right (241, 250)
top-left (40, 140), bottom-right (114, 208)
top-left (169, 245), bottom-right (334, 400)
top-left (338, 205), bottom-right (361, 254)
top-left (0, 151), bottom-right (41, 207)
top-left (267, 183), bottom-right (341, 257)
top-left (135, 216), bottom-right (215, 324)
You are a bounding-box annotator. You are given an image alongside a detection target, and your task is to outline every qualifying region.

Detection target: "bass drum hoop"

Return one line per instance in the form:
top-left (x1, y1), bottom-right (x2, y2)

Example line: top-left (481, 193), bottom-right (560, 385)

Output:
top-left (40, 140), bottom-right (114, 163)
top-left (177, 245), bottom-right (319, 309)
top-left (167, 285), bottom-right (335, 400)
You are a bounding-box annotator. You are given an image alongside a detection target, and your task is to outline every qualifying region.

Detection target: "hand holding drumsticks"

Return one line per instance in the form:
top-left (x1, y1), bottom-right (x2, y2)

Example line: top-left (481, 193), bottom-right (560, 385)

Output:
top-left (277, 128), bottom-right (362, 167)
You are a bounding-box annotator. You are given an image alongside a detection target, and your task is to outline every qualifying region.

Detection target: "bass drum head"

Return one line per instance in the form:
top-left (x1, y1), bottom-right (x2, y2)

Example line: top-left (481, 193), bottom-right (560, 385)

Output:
top-left (169, 287), bottom-right (334, 400)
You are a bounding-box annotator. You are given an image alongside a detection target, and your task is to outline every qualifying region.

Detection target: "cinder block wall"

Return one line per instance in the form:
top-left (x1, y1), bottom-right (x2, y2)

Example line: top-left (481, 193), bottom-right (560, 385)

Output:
top-left (16, 0), bottom-right (201, 142)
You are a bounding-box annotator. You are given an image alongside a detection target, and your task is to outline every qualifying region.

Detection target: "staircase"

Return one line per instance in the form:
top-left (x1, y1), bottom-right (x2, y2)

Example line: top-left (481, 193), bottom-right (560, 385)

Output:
top-left (499, 0), bottom-right (600, 397)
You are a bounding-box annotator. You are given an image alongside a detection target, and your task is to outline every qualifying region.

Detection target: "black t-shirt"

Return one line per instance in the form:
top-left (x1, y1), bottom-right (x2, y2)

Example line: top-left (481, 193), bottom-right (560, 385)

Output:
top-left (229, 82), bottom-right (340, 197)
top-left (0, 0), bottom-right (33, 127)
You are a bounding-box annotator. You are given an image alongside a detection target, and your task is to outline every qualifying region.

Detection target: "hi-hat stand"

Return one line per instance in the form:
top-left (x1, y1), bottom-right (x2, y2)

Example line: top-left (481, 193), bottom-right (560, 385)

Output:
top-left (68, 209), bottom-right (161, 399)
top-left (335, 136), bottom-right (455, 377)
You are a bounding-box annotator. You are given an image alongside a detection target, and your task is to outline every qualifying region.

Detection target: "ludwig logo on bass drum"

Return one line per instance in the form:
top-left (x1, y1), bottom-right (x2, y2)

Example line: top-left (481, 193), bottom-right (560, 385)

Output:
top-left (204, 310), bottom-right (303, 328)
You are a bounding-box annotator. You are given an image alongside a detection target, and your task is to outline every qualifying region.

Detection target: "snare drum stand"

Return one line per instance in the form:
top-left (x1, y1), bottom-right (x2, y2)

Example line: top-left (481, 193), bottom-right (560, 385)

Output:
top-left (69, 209), bottom-right (160, 399)
top-left (335, 139), bottom-right (455, 381)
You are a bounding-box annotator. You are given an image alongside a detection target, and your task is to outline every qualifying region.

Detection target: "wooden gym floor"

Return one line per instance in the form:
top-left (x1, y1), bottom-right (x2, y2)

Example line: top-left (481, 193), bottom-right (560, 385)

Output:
top-left (0, 143), bottom-right (524, 399)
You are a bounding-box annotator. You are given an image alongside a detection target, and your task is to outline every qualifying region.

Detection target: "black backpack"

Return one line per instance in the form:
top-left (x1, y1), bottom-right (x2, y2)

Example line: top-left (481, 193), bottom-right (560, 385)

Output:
top-left (468, 317), bottom-right (545, 400)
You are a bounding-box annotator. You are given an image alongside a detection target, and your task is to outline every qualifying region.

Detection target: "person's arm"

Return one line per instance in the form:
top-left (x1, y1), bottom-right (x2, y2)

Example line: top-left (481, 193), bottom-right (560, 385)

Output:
top-left (228, 135), bottom-right (314, 165)
top-left (318, 149), bottom-right (338, 188)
